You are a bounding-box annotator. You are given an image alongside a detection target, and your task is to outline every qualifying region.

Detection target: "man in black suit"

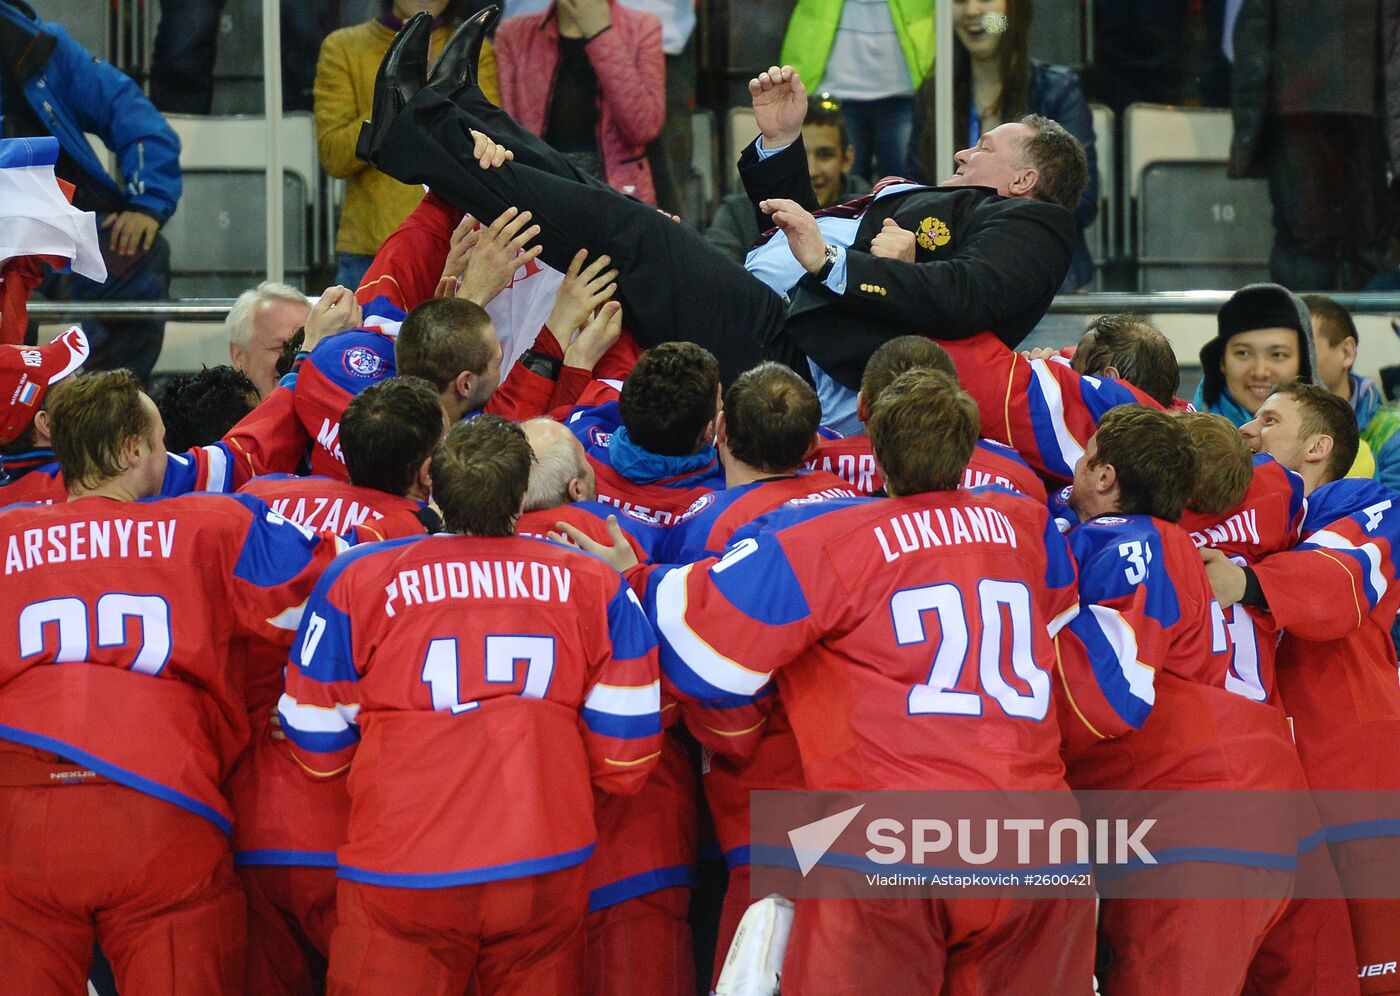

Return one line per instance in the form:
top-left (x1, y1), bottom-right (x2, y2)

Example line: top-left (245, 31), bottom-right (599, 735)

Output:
top-left (360, 14), bottom-right (1087, 428)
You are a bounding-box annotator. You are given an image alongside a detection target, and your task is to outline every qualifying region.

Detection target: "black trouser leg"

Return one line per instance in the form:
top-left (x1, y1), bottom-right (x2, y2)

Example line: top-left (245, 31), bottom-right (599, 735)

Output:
top-left (453, 85), bottom-right (610, 190)
top-left (376, 89), bottom-right (785, 384)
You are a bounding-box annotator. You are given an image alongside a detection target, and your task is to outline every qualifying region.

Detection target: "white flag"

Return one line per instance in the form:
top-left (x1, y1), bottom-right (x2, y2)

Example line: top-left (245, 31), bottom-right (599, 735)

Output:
top-left (0, 136), bottom-right (106, 283)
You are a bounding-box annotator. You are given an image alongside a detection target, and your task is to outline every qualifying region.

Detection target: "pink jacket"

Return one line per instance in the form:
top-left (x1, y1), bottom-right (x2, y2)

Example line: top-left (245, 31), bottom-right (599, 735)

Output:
top-left (494, 1), bottom-right (666, 204)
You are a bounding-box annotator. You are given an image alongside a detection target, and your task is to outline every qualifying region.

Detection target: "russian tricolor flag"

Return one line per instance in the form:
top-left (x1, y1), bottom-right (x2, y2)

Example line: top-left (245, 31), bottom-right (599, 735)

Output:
top-left (0, 136), bottom-right (106, 284)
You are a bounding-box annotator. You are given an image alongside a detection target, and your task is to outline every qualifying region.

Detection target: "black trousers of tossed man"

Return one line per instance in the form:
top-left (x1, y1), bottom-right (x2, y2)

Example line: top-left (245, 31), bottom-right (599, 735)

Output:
top-left (371, 84), bottom-right (1077, 389)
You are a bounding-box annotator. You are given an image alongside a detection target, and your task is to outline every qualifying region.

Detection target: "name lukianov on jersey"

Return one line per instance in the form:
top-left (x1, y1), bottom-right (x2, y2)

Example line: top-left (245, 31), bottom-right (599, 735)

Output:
top-left (383, 559), bottom-right (575, 616)
top-left (874, 505), bottom-right (1020, 563)
top-left (6, 518), bottom-right (176, 574)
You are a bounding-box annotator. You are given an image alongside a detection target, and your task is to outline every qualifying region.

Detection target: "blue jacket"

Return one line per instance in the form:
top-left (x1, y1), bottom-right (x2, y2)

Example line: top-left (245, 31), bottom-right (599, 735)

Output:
top-left (0, 0), bottom-right (180, 222)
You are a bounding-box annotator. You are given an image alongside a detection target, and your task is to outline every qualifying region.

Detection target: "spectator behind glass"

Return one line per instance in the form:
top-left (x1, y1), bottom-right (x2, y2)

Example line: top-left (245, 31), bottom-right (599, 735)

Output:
top-left (909, 0), bottom-right (1099, 292)
top-left (705, 94), bottom-right (871, 262)
top-left (0, 1), bottom-right (181, 383)
top-left (150, 1), bottom-right (336, 114)
top-left (779, 0), bottom-right (935, 180)
top-left (225, 282), bottom-right (312, 399)
top-left (316, 2), bottom-right (489, 291)
top-left (493, 0), bottom-right (666, 203)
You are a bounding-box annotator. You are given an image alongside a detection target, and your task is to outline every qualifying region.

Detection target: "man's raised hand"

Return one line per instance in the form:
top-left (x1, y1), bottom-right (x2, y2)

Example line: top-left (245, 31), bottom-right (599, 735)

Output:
top-left (468, 128), bottom-right (514, 169)
top-left (457, 206), bottom-right (542, 307)
top-left (565, 300), bottom-right (624, 372)
top-left (547, 249), bottom-right (620, 349)
top-left (749, 65), bottom-right (807, 150)
top-left (761, 197), bottom-right (828, 275)
top-left (303, 285), bottom-right (362, 352)
top-left (434, 213), bottom-right (480, 299)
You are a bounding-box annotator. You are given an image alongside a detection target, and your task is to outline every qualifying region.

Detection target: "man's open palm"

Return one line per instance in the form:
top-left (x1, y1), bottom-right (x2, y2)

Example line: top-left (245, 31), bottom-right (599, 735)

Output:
top-left (749, 65), bottom-right (807, 149)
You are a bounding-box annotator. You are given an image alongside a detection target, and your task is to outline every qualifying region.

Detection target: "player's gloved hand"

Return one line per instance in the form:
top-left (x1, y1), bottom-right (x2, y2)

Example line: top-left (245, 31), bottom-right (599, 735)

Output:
top-left (550, 515), bottom-right (638, 572)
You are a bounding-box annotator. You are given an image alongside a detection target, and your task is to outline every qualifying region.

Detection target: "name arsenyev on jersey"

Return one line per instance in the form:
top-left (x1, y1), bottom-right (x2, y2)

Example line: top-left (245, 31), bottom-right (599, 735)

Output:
top-left (383, 558), bottom-right (575, 616)
top-left (6, 517), bottom-right (177, 574)
top-left (873, 503), bottom-right (1020, 562)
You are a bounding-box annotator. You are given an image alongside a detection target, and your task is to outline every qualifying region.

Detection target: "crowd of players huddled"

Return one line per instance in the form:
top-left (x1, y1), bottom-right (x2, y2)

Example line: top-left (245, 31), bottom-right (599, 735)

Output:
top-left (3, 18), bottom-right (1400, 996)
top-left (4, 268), bottom-right (1399, 995)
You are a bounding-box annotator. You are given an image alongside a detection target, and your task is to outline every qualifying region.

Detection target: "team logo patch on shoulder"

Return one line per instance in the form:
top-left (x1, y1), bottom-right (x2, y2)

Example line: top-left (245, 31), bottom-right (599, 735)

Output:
top-left (588, 427), bottom-right (613, 448)
top-left (342, 346), bottom-right (384, 378)
top-left (1093, 516), bottom-right (1128, 526)
top-left (916, 217), bottom-right (951, 251)
top-left (677, 493), bottom-right (715, 521)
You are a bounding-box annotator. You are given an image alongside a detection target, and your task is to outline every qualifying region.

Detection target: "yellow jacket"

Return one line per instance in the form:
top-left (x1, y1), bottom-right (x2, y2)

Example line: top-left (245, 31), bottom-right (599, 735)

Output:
top-left (314, 20), bottom-right (500, 257)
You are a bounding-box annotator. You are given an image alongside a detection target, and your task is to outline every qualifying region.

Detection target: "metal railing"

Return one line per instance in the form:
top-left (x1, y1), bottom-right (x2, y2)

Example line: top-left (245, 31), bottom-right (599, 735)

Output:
top-left (26, 293), bottom-right (1400, 323)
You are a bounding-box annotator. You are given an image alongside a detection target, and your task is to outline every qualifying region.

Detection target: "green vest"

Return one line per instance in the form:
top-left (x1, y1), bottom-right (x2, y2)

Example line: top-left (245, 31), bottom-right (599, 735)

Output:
top-left (780, 0), bottom-right (936, 93)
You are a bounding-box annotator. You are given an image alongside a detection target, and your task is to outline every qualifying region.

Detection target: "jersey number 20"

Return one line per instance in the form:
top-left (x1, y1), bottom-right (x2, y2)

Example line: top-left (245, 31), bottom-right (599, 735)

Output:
top-left (892, 580), bottom-right (1049, 720)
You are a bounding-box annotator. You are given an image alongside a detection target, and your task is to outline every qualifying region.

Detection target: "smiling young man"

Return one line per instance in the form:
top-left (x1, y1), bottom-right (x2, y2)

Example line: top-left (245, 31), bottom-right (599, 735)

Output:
top-left (1192, 283), bottom-right (1319, 427)
top-left (705, 94), bottom-right (867, 262)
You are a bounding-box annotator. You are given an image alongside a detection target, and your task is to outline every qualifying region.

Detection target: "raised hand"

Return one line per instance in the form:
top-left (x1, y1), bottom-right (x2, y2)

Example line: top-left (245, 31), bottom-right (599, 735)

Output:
top-left (564, 300), bottom-right (624, 372)
top-left (434, 212), bottom-right (480, 299)
top-left (457, 206), bottom-right (542, 307)
top-left (303, 286), bottom-right (363, 351)
top-left (760, 197), bottom-right (828, 274)
top-left (870, 218), bottom-right (917, 263)
top-left (749, 65), bottom-right (807, 149)
top-left (546, 249), bottom-right (620, 349)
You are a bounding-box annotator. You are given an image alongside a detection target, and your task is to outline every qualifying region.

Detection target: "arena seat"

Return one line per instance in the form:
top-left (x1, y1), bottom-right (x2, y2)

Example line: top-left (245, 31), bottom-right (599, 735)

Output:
top-left (1084, 103), bottom-right (1115, 287)
top-left (162, 113), bottom-right (318, 296)
top-left (1137, 161), bottom-right (1271, 291)
top-left (726, 107), bottom-right (758, 195)
top-left (1125, 104), bottom-right (1269, 290)
top-left (691, 108), bottom-right (718, 220)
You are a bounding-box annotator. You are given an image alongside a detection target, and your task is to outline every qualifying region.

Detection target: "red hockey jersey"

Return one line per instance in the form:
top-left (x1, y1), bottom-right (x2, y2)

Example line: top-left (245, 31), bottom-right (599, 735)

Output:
top-left (279, 533), bottom-right (662, 886)
top-left (1059, 515), bottom-right (1306, 806)
top-left (1249, 478), bottom-right (1400, 792)
top-left (804, 432), bottom-right (1048, 502)
top-left (0, 493), bottom-right (342, 832)
top-left (649, 489), bottom-right (1081, 792)
top-left (942, 331), bottom-right (1162, 484)
top-left (240, 474), bottom-right (430, 543)
top-left (1178, 454), bottom-right (1306, 705)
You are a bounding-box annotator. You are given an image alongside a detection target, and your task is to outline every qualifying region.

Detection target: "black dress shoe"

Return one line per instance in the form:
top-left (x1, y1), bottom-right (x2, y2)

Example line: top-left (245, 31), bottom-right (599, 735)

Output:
top-left (426, 4), bottom-right (500, 103)
top-left (355, 10), bottom-right (435, 165)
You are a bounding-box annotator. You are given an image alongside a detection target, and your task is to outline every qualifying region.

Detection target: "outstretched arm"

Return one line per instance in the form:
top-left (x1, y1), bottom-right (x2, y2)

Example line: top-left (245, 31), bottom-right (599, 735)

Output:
top-left (738, 66), bottom-right (821, 224)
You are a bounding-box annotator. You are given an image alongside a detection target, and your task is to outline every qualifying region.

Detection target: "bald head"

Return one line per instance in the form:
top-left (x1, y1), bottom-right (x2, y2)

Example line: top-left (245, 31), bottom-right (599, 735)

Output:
top-left (522, 418), bottom-right (596, 511)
